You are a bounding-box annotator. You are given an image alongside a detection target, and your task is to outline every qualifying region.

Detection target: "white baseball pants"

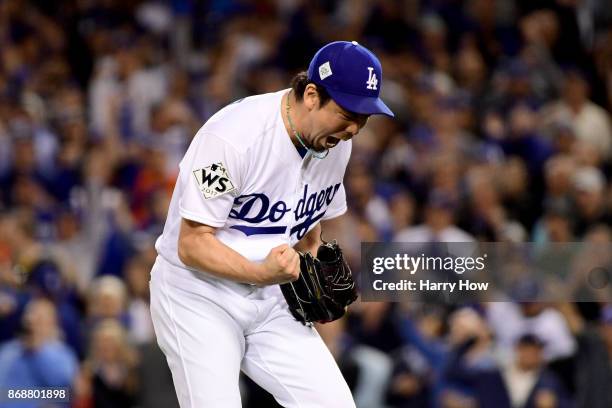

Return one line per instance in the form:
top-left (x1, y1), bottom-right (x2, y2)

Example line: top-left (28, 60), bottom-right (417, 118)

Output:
top-left (149, 256), bottom-right (355, 408)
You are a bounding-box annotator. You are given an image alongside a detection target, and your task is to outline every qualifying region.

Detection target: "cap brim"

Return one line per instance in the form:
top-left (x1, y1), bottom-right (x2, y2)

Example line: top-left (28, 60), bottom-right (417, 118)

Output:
top-left (326, 88), bottom-right (394, 117)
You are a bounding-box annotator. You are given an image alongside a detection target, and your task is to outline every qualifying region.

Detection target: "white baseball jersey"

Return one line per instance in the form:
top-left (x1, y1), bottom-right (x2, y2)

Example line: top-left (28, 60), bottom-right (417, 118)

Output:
top-left (155, 89), bottom-right (350, 284)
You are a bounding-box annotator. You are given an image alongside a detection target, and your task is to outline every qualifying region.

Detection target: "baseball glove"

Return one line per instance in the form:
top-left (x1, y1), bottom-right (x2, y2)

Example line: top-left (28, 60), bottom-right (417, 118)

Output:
top-left (280, 240), bottom-right (358, 325)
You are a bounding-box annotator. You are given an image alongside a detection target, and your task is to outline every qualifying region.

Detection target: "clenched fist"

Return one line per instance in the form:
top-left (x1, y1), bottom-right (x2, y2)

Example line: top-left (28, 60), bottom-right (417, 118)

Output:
top-left (256, 244), bottom-right (301, 285)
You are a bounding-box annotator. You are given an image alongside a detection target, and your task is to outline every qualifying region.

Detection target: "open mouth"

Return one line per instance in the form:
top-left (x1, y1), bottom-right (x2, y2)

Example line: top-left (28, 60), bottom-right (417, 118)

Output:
top-left (325, 136), bottom-right (341, 148)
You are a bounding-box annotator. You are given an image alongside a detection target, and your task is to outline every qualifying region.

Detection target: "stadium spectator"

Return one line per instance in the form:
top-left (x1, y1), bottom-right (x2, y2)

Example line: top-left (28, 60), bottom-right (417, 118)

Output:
top-left (542, 69), bottom-right (612, 158)
top-left (444, 332), bottom-right (572, 408)
top-left (74, 319), bottom-right (139, 408)
top-left (395, 189), bottom-right (474, 243)
top-left (0, 298), bottom-right (78, 408)
top-left (124, 255), bottom-right (154, 345)
top-left (487, 302), bottom-right (576, 362)
top-left (86, 275), bottom-right (129, 330)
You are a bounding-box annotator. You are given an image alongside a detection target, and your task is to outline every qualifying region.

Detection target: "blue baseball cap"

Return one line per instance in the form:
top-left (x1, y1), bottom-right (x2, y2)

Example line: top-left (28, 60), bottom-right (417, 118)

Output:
top-left (307, 41), bottom-right (394, 117)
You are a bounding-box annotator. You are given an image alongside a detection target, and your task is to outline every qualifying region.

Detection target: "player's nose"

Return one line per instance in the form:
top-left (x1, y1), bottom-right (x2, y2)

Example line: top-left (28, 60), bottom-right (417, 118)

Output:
top-left (345, 116), bottom-right (368, 138)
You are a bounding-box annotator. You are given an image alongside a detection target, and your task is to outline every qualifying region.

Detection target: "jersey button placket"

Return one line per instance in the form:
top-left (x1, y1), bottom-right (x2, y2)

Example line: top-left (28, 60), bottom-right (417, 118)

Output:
top-left (287, 153), bottom-right (311, 245)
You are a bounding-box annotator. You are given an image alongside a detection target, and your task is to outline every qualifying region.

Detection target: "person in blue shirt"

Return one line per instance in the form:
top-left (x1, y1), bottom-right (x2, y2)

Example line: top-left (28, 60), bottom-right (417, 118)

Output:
top-left (0, 298), bottom-right (78, 408)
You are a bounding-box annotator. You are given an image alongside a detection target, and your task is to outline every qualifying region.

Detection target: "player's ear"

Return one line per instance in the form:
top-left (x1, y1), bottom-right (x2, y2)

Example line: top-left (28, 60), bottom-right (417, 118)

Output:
top-left (303, 83), bottom-right (320, 111)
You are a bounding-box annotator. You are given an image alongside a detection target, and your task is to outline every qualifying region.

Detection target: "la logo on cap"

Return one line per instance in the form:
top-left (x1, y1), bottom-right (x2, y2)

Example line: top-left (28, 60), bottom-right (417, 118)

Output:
top-left (366, 67), bottom-right (378, 90)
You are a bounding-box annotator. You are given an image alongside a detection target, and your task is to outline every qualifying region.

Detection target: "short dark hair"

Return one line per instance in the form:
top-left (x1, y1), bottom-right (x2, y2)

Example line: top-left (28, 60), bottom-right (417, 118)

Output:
top-left (290, 71), bottom-right (331, 107)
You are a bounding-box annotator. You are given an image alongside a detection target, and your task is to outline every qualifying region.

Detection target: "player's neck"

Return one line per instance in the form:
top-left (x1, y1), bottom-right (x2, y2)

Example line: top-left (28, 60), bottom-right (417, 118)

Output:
top-left (283, 90), bottom-right (309, 149)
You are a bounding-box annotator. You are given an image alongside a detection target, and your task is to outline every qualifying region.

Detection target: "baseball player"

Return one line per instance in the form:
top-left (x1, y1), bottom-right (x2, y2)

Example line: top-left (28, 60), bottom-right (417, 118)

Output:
top-left (150, 41), bottom-right (394, 407)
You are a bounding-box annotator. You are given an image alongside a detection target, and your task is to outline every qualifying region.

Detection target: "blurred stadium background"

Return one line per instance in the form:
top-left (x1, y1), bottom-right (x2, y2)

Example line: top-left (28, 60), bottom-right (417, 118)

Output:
top-left (0, 0), bottom-right (611, 407)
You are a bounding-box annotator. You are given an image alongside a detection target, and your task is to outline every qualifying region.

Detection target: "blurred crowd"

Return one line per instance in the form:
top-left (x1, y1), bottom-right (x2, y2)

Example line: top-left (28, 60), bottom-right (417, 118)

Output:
top-left (0, 0), bottom-right (611, 407)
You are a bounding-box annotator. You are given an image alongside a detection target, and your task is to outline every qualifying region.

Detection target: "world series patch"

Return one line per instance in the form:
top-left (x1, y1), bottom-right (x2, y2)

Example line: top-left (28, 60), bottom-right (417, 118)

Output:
top-left (193, 162), bottom-right (236, 199)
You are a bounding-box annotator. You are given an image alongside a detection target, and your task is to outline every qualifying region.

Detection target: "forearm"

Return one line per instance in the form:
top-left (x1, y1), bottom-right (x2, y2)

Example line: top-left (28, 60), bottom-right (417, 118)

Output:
top-left (178, 220), bottom-right (264, 284)
top-left (294, 223), bottom-right (322, 255)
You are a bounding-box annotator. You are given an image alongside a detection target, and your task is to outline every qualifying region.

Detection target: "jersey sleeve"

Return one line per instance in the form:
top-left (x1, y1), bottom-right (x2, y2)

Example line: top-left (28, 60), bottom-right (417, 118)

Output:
top-left (178, 132), bottom-right (245, 227)
top-left (322, 183), bottom-right (347, 220)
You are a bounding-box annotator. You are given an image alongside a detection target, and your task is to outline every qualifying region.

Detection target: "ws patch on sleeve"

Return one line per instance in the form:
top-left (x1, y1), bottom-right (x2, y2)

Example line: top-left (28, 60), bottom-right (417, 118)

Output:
top-left (193, 162), bottom-right (236, 199)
